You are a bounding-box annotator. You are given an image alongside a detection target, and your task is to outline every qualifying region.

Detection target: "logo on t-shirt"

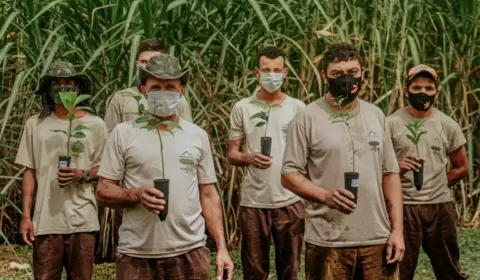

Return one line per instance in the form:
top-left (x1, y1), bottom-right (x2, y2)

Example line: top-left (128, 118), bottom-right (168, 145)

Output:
top-left (179, 151), bottom-right (196, 173)
top-left (71, 141), bottom-right (86, 158)
top-left (368, 140), bottom-right (380, 151)
top-left (431, 145), bottom-right (441, 153)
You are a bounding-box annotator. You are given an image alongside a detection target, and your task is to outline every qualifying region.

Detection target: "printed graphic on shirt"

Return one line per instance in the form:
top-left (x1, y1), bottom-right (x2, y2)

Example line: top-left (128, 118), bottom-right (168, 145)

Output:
top-left (179, 151), bottom-right (197, 173)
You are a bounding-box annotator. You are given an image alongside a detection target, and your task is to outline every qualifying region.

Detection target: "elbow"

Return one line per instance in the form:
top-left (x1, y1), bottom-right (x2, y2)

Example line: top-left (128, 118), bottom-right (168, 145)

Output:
top-left (95, 184), bottom-right (108, 207)
top-left (281, 174), bottom-right (293, 191)
top-left (227, 151), bottom-right (240, 167)
top-left (459, 165), bottom-right (469, 178)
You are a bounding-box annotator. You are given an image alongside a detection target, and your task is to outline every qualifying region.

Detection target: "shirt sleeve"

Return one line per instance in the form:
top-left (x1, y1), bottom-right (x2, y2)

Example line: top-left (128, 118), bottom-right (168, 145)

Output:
top-left (197, 132), bottom-right (218, 184)
top-left (97, 125), bottom-right (125, 181)
top-left (104, 94), bottom-right (123, 133)
top-left (281, 113), bottom-right (309, 175)
top-left (382, 117), bottom-right (400, 175)
top-left (15, 118), bottom-right (35, 169)
top-left (229, 102), bottom-right (244, 140)
top-left (91, 120), bottom-right (109, 169)
top-left (179, 95), bottom-right (193, 122)
top-left (445, 119), bottom-right (466, 153)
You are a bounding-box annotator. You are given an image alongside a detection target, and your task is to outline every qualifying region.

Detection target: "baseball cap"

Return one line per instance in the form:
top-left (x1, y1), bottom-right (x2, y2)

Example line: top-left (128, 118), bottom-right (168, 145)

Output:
top-left (407, 64), bottom-right (438, 87)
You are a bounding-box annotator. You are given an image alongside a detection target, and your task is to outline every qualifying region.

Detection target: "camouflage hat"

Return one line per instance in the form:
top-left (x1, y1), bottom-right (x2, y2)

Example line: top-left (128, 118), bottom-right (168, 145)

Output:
top-left (34, 61), bottom-right (92, 96)
top-left (138, 54), bottom-right (189, 85)
top-left (407, 64), bottom-right (438, 87)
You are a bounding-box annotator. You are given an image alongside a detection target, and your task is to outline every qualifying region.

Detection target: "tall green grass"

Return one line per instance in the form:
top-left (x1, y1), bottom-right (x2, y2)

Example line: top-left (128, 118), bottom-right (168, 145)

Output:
top-left (0, 0), bottom-right (479, 261)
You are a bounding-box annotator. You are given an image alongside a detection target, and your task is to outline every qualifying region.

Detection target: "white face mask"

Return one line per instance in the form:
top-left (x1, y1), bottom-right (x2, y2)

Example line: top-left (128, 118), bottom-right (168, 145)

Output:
top-left (147, 90), bottom-right (181, 117)
top-left (260, 72), bottom-right (284, 93)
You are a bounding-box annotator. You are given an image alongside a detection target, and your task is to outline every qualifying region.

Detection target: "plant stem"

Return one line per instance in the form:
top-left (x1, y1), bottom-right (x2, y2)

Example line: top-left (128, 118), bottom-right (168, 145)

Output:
top-left (67, 119), bottom-right (72, 157)
top-left (346, 123), bottom-right (355, 173)
top-left (415, 144), bottom-right (420, 158)
top-left (157, 129), bottom-right (164, 179)
top-left (264, 107), bottom-right (271, 138)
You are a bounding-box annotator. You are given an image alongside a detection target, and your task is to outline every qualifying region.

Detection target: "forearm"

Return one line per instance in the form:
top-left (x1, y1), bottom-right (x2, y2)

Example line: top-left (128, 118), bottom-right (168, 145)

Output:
top-left (86, 167), bottom-right (99, 181)
top-left (382, 174), bottom-right (403, 232)
top-left (447, 166), bottom-right (468, 186)
top-left (228, 149), bottom-right (250, 167)
top-left (200, 184), bottom-right (227, 251)
top-left (96, 178), bottom-right (140, 209)
top-left (21, 169), bottom-right (37, 219)
top-left (281, 172), bottom-right (328, 204)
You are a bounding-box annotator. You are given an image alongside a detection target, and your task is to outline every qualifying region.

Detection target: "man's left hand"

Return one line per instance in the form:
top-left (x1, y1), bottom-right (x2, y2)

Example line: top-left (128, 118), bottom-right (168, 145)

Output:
top-left (215, 248), bottom-right (234, 280)
top-left (57, 167), bottom-right (84, 186)
top-left (386, 229), bottom-right (405, 264)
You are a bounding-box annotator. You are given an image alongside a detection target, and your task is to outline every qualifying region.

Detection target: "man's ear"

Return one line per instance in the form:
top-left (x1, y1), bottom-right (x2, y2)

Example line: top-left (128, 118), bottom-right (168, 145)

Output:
top-left (436, 87), bottom-right (442, 97)
top-left (321, 70), bottom-right (328, 84)
top-left (179, 85), bottom-right (186, 96)
top-left (140, 85), bottom-right (148, 97)
top-left (135, 61), bottom-right (140, 68)
top-left (361, 67), bottom-right (366, 80)
top-left (404, 87), bottom-right (409, 98)
top-left (254, 67), bottom-right (261, 79)
top-left (283, 68), bottom-right (288, 79)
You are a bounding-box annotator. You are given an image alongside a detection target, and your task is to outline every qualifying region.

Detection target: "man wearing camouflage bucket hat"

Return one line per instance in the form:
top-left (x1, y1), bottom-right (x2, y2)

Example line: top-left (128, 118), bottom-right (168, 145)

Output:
top-left (104, 38), bottom-right (193, 133)
top-left (96, 54), bottom-right (234, 280)
top-left (15, 61), bottom-right (108, 279)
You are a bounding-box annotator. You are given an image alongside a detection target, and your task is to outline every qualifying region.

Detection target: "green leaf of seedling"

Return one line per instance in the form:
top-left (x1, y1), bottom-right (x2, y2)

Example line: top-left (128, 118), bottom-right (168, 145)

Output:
top-left (133, 95), bottom-right (142, 102)
top-left (331, 120), bottom-right (345, 124)
top-left (72, 131), bottom-right (86, 138)
top-left (51, 129), bottom-right (68, 135)
top-left (249, 99), bottom-right (268, 109)
top-left (417, 130), bottom-right (427, 139)
top-left (136, 114), bottom-right (152, 123)
top-left (144, 123), bottom-right (158, 130)
top-left (76, 106), bottom-right (92, 112)
top-left (74, 124), bottom-right (89, 131)
top-left (67, 114), bottom-right (75, 122)
top-left (406, 124), bottom-right (417, 137)
top-left (161, 121), bottom-right (183, 130)
top-left (71, 146), bottom-right (85, 154)
top-left (250, 111), bottom-right (267, 120)
top-left (270, 104), bottom-right (281, 109)
top-left (59, 92), bottom-right (77, 111)
top-left (346, 113), bottom-right (358, 121)
top-left (255, 121), bottom-right (267, 127)
top-left (138, 104), bottom-right (145, 114)
top-left (165, 129), bottom-right (175, 137)
top-left (406, 134), bottom-right (417, 144)
top-left (74, 94), bottom-right (91, 105)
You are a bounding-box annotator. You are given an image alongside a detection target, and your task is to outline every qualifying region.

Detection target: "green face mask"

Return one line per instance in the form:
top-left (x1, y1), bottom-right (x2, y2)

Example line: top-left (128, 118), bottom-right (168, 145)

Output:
top-left (50, 86), bottom-right (77, 104)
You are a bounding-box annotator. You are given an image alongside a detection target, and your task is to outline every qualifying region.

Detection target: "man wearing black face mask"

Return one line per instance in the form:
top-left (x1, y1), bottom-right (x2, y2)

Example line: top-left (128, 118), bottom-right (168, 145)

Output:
top-left (387, 65), bottom-right (468, 280)
top-left (282, 43), bottom-right (404, 279)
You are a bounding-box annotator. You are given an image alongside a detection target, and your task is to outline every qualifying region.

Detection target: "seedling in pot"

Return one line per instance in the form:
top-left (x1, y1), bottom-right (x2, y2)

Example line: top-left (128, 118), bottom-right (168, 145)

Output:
top-left (135, 108), bottom-right (182, 221)
top-left (249, 99), bottom-right (281, 158)
top-left (51, 92), bottom-right (91, 188)
top-left (330, 97), bottom-right (359, 204)
top-left (406, 120), bottom-right (427, 191)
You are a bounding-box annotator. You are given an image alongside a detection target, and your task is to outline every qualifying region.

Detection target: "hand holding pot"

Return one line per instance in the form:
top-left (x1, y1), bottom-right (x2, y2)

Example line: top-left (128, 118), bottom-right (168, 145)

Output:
top-left (323, 189), bottom-right (356, 215)
top-left (57, 167), bottom-right (83, 187)
top-left (398, 156), bottom-right (422, 173)
top-left (247, 153), bottom-right (272, 169)
top-left (137, 187), bottom-right (166, 215)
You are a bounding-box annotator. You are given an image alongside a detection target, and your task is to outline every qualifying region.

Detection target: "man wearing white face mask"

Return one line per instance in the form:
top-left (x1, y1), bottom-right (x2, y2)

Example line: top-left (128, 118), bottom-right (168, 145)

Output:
top-left (228, 47), bottom-right (306, 279)
top-left (104, 38), bottom-right (192, 133)
top-left (96, 54), bottom-right (234, 280)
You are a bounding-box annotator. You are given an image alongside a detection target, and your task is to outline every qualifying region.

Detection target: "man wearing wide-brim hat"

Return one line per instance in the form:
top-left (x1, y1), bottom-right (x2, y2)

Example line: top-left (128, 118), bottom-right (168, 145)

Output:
top-left (15, 60), bottom-right (108, 279)
top-left (96, 54), bottom-right (234, 280)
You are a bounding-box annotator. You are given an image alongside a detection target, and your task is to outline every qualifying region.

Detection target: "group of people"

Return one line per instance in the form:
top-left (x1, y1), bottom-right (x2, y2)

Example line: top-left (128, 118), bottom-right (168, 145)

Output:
top-left (15, 38), bottom-right (468, 280)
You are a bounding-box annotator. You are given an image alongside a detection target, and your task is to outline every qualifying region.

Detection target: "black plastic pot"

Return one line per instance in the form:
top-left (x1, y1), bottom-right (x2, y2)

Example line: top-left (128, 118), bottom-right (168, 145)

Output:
top-left (58, 155), bottom-right (71, 188)
top-left (261, 136), bottom-right (272, 157)
top-left (154, 179), bottom-right (170, 221)
top-left (413, 159), bottom-right (424, 191)
top-left (344, 172), bottom-right (359, 204)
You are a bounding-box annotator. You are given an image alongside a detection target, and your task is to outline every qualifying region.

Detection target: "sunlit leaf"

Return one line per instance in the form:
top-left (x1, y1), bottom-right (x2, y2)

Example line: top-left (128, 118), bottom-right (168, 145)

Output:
top-left (74, 124), bottom-right (89, 131)
top-left (255, 121), bottom-right (267, 127)
top-left (72, 131), bottom-right (86, 138)
top-left (51, 129), bottom-right (67, 135)
top-left (71, 146), bottom-right (85, 154)
top-left (74, 94), bottom-right (91, 105)
top-left (136, 114), bottom-right (152, 123)
top-left (161, 121), bottom-right (183, 130)
top-left (249, 99), bottom-right (268, 109)
top-left (59, 92), bottom-right (77, 111)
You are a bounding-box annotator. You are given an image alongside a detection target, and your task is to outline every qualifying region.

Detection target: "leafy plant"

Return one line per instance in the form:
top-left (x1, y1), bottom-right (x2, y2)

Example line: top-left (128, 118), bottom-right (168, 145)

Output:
top-left (135, 107), bottom-right (182, 180)
top-left (330, 97), bottom-right (358, 172)
top-left (51, 92), bottom-right (92, 157)
top-left (249, 99), bottom-right (281, 137)
top-left (406, 120), bottom-right (427, 158)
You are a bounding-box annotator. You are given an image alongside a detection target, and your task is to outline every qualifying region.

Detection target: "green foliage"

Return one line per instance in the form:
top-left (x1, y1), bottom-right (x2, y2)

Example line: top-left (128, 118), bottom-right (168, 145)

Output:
top-left (406, 120), bottom-right (427, 145)
top-left (249, 99), bottom-right (281, 137)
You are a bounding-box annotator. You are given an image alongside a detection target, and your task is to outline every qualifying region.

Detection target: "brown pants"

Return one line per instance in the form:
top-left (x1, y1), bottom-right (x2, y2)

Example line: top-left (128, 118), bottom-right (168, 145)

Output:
top-left (240, 201), bottom-right (305, 280)
top-left (305, 243), bottom-right (399, 280)
top-left (116, 247), bottom-right (210, 280)
top-left (401, 202), bottom-right (468, 280)
top-left (33, 233), bottom-right (96, 280)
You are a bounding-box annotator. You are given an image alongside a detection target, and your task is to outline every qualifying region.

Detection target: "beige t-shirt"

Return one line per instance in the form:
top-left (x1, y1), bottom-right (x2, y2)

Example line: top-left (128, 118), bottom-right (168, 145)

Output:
top-left (98, 119), bottom-right (217, 258)
top-left (387, 108), bottom-right (466, 204)
top-left (230, 94), bottom-right (305, 208)
top-left (15, 113), bottom-right (107, 235)
top-left (104, 87), bottom-right (193, 132)
top-left (282, 97), bottom-right (399, 247)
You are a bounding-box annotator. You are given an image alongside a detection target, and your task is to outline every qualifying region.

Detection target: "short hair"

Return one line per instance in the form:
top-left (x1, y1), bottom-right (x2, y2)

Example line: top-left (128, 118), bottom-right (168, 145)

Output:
top-left (322, 43), bottom-right (362, 72)
top-left (258, 47), bottom-right (286, 67)
top-left (137, 38), bottom-right (166, 56)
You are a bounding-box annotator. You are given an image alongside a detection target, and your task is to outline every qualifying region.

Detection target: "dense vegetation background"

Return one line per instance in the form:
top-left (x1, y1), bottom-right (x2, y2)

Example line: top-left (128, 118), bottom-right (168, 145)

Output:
top-left (0, 0), bottom-right (479, 262)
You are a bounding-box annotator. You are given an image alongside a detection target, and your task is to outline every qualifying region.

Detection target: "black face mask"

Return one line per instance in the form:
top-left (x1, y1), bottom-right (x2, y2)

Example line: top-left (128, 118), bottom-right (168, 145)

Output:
top-left (408, 92), bottom-right (435, 111)
top-left (327, 74), bottom-right (362, 103)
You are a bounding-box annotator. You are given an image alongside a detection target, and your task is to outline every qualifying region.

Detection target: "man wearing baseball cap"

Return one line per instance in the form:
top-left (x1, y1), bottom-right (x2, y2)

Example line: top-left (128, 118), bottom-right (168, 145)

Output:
top-left (387, 64), bottom-right (468, 279)
top-left (96, 54), bottom-right (234, 280)
top-left (15, 61), bottom-right (108, 279)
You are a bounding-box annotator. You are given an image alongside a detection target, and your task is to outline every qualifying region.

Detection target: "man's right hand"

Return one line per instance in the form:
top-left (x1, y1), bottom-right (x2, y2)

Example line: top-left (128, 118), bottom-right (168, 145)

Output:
top-left (323, 189), bottom-right (356, 215)
top-left (137, 187), bottom-right (166, 214)
top-left (20, 217), bottom-right (34, 246)
top-left (246, 153), bottom-right (272, 169)
top-left (398, 155), bottom-right (422, 174)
